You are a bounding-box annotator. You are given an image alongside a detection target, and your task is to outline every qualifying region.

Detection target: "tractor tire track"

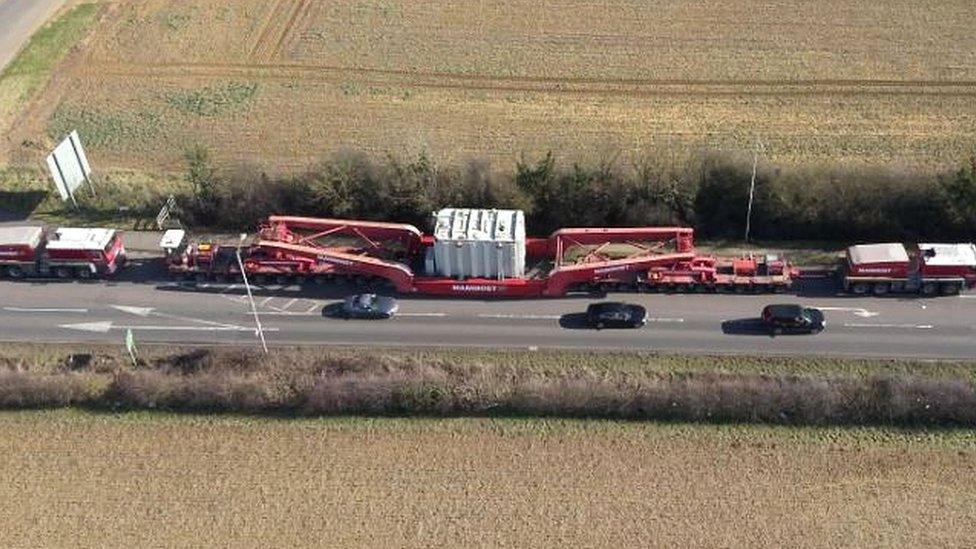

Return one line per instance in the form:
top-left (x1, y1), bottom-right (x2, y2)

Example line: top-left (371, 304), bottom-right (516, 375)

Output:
top-left (270, 0), bottom-right (312, 61)
top-left (248, 0), bottom-right (289, 61)
top-left (79, 61), bottom-right (976, 98)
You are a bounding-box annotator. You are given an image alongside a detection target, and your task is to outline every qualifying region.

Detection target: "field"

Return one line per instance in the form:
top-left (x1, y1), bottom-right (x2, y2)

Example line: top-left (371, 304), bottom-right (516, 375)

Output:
top-left (0, 410), bottom-right (973, 547)
top-left (3, 0), bottom-right (976, 176)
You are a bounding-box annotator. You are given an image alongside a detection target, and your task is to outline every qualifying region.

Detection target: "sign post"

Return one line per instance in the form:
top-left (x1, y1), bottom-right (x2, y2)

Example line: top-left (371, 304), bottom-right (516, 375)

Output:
top-left (124, 328), bottom-right (138, 366)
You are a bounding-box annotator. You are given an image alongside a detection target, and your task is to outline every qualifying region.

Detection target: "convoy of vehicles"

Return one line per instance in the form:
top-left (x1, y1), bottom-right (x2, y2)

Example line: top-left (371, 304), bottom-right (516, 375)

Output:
top-left (2, 208), bottom-right (974, 301)
top-left (161, 208), bottom-right (798, 297)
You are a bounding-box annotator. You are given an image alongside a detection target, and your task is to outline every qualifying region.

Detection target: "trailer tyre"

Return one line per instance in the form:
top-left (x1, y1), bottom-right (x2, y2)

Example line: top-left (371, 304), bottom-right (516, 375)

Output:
top-left (55, 267), bottom-right (73, 279)
top-left (921, 282), bottom-right (938, 295)
top-left (6, 265), bottom-right (23, 279)
top-left (940, 282), bottom-right (961, 295)
top-left (872, 282), bottom-right (889, 295)
top-left (851, 282), bottom-right (869, 294)
top-left (76, 268), bottom-right (92, 280)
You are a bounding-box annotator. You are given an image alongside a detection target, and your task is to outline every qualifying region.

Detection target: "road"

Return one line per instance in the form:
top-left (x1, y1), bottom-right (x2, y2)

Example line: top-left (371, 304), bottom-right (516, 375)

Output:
top-left (0, 0), bottom-right (68, 72)
top-left (0, 266), bottom-right (974, 359)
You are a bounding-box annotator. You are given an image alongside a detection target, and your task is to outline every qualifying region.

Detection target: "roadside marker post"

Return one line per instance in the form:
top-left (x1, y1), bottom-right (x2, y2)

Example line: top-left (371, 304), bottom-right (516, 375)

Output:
top-left (124, 328), bottom-right (138, 366)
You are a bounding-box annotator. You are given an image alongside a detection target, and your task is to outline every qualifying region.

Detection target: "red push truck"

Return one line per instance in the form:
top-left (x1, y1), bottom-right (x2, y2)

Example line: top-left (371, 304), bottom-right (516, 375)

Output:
top-left (844, 242), bottom-right (976, 295)
top-left (0, 226), bottom-right (126, 279)
top-left (163, 208), bottom-right (798, 296)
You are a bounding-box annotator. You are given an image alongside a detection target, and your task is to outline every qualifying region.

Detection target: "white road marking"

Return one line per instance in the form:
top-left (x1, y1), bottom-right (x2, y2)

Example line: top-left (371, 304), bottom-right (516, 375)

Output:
top-left (816, 307), bottom-right (879, 318)
top-left (281, 298), bottom-right (299, 310)
top-left (60, 321), bottom-right (278, 333)
top-left (843, 323), bottom-right (934, 330)
top-left (111, 305), bottom-right (153, 317)
top-left (647, 317), bottom-right (685, 323)
top-left (259, 297), bottom-right (275, 306)
top-left (3, 307), bottom-right (88, 313)
top-left (304, 302), bottom-right (321, 313)
top-left (398, 313), bottom-right (448, 317)
top-left (112, 304), bottom-right (247, 330)
top-left (960, 295), bottom-right (976, 299)
top-left (477, 314), bottom-right (560, 320)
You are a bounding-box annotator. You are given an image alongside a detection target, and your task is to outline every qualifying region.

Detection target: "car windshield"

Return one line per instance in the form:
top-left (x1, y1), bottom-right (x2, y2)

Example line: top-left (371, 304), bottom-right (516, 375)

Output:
top-left (356, 295), bottom-right (375, 308)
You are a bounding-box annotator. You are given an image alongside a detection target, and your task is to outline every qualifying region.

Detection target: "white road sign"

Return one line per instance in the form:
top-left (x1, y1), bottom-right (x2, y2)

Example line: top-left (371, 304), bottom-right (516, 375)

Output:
top-left (46, 130), bottom-right (93, 205)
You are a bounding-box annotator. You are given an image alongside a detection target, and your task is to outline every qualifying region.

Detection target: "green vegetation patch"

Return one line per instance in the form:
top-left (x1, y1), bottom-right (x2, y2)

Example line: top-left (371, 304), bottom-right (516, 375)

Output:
top-left (47, 105), bottom-right (162, 148)
top-left (165, 82), bottom-right (259, 117)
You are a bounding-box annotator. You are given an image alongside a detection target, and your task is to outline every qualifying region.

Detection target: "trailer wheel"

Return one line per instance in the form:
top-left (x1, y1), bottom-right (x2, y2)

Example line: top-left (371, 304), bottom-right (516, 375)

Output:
top-left (55, 267), bottom-right (73, 279)
top-left (194, 273), bottom-right (208, 283)
top-left (940, 282), bottom-right (961, 295)
top-left (6, 265), bottom-right (24, 279)
top-left (921, 282), bottom-right (938, 295)
top-left (76, 267), bottom-right (93, 280)
top-left (851, 283), bottom-right (870, 295)
top-left (772, 284), bottom-right (787, 294)
top-left (872, 282), bottom-right (890, 295)
top-left (275, 274), bottom-right (291, 285)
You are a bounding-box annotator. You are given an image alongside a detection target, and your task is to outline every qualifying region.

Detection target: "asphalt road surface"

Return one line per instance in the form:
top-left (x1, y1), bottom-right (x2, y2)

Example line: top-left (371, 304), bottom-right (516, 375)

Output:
top-left (0, 0), bottom-right (67, 71)
top-left (1, 266), bottom-right (974, 359)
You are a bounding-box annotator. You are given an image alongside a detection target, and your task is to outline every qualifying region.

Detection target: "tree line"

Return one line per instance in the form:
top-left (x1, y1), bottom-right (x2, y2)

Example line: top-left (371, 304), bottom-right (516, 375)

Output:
top-left (181, 146), bottom-right (976, 242)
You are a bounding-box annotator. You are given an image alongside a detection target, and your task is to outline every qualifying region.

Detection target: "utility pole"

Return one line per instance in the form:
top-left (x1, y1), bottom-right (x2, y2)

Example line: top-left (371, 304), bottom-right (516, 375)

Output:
top-left (236, 233), bottom-right (268, 354)
top-left (745, 138), bottom-right (764, 243)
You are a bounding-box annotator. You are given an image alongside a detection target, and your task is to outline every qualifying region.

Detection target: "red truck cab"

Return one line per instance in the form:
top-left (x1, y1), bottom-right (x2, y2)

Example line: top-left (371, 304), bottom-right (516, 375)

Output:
top-left (0, 226), bottom-right (125, 279)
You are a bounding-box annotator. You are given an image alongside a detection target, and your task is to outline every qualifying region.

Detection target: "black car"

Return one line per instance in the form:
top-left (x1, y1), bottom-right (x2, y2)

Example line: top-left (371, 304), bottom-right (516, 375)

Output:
top-left (586, 302), bottom-right (648, 329)
top-left (761, 304), bottom-right (825, 335)
top-left (341, 294), bottom-right (399, 319)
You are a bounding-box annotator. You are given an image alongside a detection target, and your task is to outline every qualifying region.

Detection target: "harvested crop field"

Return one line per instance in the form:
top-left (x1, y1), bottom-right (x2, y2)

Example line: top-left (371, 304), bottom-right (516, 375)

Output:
top-left (4, 0), bottom-right (976, 173)
top-left (0, 411), bottom-right (973, 547)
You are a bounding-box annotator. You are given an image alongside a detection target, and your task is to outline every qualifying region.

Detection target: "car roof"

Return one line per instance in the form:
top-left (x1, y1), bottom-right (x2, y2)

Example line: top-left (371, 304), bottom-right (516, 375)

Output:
top-left (763, 304), bottom-right (805, 317)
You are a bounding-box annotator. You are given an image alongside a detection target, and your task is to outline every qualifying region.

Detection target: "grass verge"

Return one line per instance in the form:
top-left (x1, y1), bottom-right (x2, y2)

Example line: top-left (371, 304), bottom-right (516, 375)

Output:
top-left (2, 344), bottom-right (974, 427)
top-left (0, 3), bottom-right (102, 133)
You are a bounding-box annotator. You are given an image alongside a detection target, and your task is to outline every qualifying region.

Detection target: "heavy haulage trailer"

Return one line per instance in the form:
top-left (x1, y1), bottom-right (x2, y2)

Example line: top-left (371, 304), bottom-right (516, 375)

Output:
top-left (162, 208), bottom-right (799, 297)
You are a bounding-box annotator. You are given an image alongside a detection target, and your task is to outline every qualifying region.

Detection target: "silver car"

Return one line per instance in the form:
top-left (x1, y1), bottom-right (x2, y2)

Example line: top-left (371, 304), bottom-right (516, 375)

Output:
top-left (341, 294), bottom-right (399, 319)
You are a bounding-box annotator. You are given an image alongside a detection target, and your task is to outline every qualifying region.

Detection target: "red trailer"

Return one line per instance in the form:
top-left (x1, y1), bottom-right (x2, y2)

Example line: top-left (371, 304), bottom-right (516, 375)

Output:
top-left (166, 208), bottom-right (798, 296)
top-left (0, 226), bottom-right (126, 279)
top-left (844, 242), bottom-right (976, 295)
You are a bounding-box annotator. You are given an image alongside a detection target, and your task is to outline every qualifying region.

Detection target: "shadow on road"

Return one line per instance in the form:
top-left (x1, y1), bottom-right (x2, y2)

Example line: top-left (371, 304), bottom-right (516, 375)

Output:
top-left (721, 318), bottom-right (773, 337)
top-left (558, 312), bottom-right (592, 330)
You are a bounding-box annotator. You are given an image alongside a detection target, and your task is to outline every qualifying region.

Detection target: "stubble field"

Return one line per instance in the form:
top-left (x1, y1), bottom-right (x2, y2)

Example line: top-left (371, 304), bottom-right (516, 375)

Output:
top-left (0, 410), bottom-right (973, 547)
top-left (4, 0), bottom-right (976, 174)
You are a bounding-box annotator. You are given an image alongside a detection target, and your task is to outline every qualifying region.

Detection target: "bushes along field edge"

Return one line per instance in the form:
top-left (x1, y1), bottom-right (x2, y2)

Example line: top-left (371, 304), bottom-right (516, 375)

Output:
top-left (1, 346), bottom-right (975, 427)
top-left (170, 147), bottom-right (976, 242)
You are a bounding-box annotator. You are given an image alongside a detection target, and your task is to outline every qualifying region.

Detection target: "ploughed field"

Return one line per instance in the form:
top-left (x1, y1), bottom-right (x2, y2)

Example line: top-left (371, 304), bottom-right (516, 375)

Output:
top-left (1, 411), bottom-right (973, 547)
top-left (5, 0), bottom-right (976, 172)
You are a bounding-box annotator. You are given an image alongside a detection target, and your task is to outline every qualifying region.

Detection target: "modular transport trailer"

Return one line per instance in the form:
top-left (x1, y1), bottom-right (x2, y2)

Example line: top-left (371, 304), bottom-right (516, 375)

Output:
top-left (0, 226), bottom-right (126, 279)
top-left (164, 208), bottom-right (799, 296)
top-left (844, 242), bottom-right (976, 295)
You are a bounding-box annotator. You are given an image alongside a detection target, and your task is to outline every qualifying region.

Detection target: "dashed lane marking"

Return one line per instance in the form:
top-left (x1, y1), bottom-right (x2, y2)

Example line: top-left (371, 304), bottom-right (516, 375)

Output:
top-left (843, 323), bottom-right (934, 329)
top-left (4, 307), bottom-right (89, 313)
